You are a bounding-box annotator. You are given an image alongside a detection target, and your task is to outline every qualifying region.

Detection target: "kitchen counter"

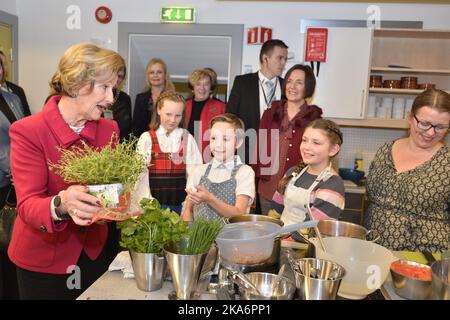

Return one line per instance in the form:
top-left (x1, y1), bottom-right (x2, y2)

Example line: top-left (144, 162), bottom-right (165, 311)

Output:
top-left (343, 180), bottom-right (366, 194)
top-left (78, 248), bottom-right (401, 301)
top-left (77, 270), bottom-right (216, 300)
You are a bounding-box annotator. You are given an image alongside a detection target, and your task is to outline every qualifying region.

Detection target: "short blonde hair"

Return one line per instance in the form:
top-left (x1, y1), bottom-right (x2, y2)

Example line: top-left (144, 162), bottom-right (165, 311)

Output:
top-left (49, 43), bottom-right (125, 97)
top-left (149, 90), bottom-right (186, 130)
top-left (188, 69), bottom-right (216, 91)
top-left (145, 58), bottom-right (175, 91)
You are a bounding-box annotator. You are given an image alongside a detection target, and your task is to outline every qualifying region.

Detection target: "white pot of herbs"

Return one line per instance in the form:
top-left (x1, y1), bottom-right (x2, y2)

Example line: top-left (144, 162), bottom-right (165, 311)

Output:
top-left (49, 133), bottom-right (147, 221)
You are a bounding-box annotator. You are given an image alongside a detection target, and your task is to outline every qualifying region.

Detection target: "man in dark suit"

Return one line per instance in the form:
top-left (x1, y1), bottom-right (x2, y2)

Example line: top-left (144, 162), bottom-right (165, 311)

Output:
top-left (226, 39), bottom-right (288, 164)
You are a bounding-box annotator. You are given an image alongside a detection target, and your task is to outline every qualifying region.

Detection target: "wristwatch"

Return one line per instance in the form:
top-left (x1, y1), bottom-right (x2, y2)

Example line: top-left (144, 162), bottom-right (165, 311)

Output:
top-left (54, 194), bottom-right (71, 221)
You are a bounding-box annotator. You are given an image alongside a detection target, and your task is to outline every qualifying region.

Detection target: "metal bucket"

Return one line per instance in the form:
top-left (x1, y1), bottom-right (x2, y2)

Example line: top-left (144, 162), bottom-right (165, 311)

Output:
top-left (130, 250), bottom-right (166, 292)
top-left (291, 258), bottom-right (346, 300)
top-left (431, 258), bottom-right (450, 300)
top-left (164, 240), bottom-right (208, 300)
top-left (226, 215), bottom-right (283, 266)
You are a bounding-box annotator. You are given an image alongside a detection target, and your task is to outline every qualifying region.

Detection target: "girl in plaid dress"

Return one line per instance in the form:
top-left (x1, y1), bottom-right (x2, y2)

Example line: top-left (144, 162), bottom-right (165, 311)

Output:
top-left (135, 91), bottom-right (202, 214)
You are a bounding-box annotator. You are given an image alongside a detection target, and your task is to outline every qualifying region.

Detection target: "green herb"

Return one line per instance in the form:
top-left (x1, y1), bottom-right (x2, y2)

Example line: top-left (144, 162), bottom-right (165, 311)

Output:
top-left (117, 198), bottom-right (189, 254)
top-left (182, 218), bottom-right (223, 255)
top-left (48, 133), bottom-right (146, 190)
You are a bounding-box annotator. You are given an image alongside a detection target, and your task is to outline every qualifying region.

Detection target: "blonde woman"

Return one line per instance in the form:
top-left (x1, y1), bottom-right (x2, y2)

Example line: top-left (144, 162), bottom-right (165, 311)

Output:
top-left (8, 43), bottom-right (124, 299)
top-left (132, 58), bottom-right (175, 138)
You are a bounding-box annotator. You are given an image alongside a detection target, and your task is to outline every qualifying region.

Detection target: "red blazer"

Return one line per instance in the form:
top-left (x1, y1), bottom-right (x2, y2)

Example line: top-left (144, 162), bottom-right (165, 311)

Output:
top-left (186, 98), bottom-right (225, 161)
top-left (252, 100), bottom-right (322, 181)
top-left (8, 95), bottom-right (119, 274)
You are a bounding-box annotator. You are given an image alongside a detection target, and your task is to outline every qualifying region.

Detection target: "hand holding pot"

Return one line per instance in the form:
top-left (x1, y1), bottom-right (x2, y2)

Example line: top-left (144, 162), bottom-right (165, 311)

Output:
top-left (61, 185), bottom-right (102, 226)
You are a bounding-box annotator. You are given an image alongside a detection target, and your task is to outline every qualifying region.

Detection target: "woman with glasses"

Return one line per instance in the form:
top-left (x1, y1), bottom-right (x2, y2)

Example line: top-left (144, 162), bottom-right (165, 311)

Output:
top-left (364, 89), bottom-right (449, 253)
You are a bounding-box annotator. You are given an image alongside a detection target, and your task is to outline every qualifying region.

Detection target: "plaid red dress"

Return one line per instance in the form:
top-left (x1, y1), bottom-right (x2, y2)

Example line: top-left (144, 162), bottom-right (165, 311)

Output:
top-left (148, 130), bottom-right (187, 206)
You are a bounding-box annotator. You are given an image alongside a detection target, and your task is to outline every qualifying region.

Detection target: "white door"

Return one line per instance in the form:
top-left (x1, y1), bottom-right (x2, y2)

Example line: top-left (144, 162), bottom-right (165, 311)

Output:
top-left (310, 27), bottom-right (372, 119)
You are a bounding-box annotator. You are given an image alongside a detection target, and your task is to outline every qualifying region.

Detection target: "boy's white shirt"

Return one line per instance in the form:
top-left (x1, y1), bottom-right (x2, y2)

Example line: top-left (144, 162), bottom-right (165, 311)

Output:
top-left (186, 155), bottom-right (256, 209)
top-left (133, 127), bottom-right (203, 209)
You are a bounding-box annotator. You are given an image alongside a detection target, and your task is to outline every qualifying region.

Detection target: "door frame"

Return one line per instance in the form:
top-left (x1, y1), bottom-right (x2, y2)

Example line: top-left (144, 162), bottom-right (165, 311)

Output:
top-left (0, 10), bottom-right (18, 83)
top-left (118, 22), bottom-right (243, 108)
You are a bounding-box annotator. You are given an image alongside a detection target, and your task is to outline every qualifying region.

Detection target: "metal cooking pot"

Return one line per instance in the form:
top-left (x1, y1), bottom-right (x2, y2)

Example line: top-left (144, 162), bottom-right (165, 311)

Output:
top-left (226, 215), bottom-right (283, 266)
top-left (316, 220), bottom-right (379, 242)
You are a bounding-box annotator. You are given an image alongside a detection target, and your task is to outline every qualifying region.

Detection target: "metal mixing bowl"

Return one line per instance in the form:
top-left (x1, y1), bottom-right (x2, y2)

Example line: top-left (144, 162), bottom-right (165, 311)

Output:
top-left (237, 272), bottom-right (296, 300)
top-left (390, 259), bottom-right (432, 300)
top-left (317, 220), bottom-right (377, 241)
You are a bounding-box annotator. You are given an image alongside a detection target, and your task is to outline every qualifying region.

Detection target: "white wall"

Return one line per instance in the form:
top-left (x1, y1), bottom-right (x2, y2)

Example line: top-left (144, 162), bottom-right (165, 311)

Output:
top-left (0, 0), bottom-right (16, 15)
top-left (15, 0), bottom-right (450, 113)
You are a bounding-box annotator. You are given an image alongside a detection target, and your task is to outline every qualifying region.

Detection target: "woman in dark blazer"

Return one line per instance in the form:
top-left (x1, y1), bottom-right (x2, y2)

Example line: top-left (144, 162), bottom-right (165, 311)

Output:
top-left (253, 64), bottom-right (322, 215)
top-left (8, 43), bottom-right (124, 299)
top-left (132, 58), bottom-right (175, 138)
top-left (0, 51), bottom-right (30, 300)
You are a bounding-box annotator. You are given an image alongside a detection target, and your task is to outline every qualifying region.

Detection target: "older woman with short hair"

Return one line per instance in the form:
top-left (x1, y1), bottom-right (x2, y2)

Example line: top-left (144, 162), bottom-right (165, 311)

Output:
top-left (186, 68), bottom-right (225, 161)
top-left (365, 89), bottom-right (450, 253)
top-left (8, 43), bottom-right (125, 299)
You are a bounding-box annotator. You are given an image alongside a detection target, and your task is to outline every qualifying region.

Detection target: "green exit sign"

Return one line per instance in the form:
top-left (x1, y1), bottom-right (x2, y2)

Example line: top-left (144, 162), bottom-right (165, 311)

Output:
top-left (160, 7), bottom-right (196, 23)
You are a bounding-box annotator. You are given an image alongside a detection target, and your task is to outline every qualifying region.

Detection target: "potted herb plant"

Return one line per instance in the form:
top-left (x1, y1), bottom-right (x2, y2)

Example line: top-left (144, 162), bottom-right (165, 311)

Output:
top-left (49, 133), bottom-right (147, 221)
top-left (117, 197), bottom-right (189, 291)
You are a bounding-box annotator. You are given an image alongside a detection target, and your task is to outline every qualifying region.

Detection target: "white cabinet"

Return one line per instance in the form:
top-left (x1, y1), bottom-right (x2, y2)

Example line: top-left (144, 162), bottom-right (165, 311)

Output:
top-left (311, 27), bottom-right (372, 119)
top-left (322, 28), bottom-right (450, 129)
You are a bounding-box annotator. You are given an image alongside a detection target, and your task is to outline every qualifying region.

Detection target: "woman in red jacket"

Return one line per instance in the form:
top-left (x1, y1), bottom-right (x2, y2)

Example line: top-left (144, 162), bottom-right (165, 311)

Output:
top-left (185, 68), bottom-right (225, 162)
top-left (8, 43), bottom-right (124, 299)
top-left (253, 64), bottom-right (322, 215)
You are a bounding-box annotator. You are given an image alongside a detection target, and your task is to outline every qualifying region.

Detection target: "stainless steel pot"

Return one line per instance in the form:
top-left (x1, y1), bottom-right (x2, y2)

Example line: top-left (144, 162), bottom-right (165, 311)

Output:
top-left (226, 215), bottom-right (283, 266)
top-left (316, 220), bottom-right (379, 242)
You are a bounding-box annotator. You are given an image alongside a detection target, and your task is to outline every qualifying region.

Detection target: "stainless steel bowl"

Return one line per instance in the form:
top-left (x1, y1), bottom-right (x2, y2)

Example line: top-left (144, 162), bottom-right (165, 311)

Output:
top-left (390, 259), bottom-right (432, 300)
top-left (317, 220), bottom-right (378, 241)
top-left (431, 258), bottom-right (450, 300)
top-left (237, 272), bottom-right (296, 300)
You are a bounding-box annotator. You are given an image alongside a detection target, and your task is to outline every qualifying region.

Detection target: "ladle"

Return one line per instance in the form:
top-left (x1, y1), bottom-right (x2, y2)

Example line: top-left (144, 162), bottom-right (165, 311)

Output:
top-left (304, 205), bottom-right (326, 252)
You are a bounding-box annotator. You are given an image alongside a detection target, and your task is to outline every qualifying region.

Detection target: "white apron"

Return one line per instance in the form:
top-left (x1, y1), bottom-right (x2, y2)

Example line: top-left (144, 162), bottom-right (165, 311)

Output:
top-left (280, 164), bottom-right (333, 226)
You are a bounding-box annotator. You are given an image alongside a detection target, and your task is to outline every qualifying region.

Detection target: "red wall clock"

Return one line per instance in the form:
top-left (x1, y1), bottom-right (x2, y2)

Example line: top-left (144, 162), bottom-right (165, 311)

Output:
top-left (95, 6), bottom-right (112, 24)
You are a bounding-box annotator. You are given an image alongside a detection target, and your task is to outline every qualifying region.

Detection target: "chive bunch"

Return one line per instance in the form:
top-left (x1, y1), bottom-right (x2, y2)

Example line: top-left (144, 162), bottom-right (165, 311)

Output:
top-left (183, 218), bottom-right (223, 255)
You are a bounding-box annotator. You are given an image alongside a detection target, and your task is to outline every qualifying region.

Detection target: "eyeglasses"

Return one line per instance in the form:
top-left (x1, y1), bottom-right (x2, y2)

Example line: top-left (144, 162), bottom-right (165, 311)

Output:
top-left (413, 114), bottom-right (449, 133)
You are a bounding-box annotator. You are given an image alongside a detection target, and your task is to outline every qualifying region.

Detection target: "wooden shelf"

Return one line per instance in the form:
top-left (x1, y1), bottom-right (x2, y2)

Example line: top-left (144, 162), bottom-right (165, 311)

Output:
top-left (371, 67), bottom-right (450, 75)
top-left (369, 88), bottom-right (450, 95)
top-left (327, 117), bottom-right (409, 129)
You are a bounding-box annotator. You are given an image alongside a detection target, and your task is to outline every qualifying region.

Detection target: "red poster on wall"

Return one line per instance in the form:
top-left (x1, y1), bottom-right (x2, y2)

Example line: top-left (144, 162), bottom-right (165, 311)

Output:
top-left (305, 28), bottom-right (328, 62)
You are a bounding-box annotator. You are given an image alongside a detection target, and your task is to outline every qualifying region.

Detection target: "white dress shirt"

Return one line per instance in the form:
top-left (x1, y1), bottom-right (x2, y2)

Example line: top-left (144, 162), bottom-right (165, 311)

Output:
top-left (133, 127), bottom-right (203, 207)
top-left (186, 156), bottom-right (255, 208)
top-left (258, 71), bottom-right (281, 118)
